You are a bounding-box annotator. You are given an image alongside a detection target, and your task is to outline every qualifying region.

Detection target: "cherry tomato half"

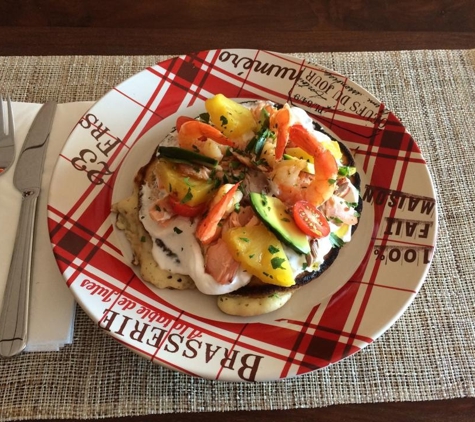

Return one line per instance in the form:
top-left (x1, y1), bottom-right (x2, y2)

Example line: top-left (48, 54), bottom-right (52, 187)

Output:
top-left (293, 200), bottom-right (330, 238)
top-left (168, 195), bottom-right (207, 218)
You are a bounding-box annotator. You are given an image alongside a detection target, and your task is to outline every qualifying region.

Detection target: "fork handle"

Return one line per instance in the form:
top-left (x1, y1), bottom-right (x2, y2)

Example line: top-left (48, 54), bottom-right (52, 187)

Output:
top-left (0, 190), bottom-right (38, 358)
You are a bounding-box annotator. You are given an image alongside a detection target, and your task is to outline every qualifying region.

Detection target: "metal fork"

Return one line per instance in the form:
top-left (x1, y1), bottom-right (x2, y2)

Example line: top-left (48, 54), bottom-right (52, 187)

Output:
top-left (0, 96), bottom-right (15, 174)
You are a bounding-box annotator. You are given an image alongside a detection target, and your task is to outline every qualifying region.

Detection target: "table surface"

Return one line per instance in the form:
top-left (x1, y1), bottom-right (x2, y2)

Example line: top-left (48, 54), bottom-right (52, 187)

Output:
top-left (2, 1), bottom-right (475, 421)
top-left (0, 0), bottom-right (475, 55)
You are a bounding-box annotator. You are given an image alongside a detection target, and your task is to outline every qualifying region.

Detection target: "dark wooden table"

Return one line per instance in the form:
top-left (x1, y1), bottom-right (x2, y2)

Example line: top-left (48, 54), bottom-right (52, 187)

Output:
top-left (1, 0), bottom-right (475, 55)
top-left (2, 1), bottom-right (474, 421)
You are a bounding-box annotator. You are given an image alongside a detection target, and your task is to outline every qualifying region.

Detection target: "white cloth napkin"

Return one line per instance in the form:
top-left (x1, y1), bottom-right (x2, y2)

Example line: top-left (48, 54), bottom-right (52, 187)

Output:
top-left (0, 101), bottom-right (93, 352)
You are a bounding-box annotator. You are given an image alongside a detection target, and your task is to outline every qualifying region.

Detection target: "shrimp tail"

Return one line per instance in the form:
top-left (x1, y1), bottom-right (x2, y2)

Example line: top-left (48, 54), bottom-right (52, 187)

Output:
top-left (288, 124), bottom-right (321, 156)
top-left (178, 120), bottom-right (234, 147)
top-left (195, 182), bottom-right (241, 244)
top-left (288, 124), bottom-right (338, 206)
top-left (271, 104), bottom-right (291, 160)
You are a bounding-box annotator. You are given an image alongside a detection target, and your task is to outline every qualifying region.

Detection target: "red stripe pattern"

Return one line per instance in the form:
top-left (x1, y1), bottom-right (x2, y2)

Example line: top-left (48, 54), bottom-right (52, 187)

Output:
top-left (47, 50), bottom-right (437, 382)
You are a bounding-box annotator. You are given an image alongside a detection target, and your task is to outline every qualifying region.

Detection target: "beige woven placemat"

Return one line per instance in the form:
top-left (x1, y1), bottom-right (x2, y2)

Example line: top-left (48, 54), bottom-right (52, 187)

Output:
top-left (0, 50), bottom-right (474, 420)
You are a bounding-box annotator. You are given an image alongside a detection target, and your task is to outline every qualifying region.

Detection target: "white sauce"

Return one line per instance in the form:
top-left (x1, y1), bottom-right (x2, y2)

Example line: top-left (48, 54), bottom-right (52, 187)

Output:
top-left (290, 106), bottom-right (333, 144)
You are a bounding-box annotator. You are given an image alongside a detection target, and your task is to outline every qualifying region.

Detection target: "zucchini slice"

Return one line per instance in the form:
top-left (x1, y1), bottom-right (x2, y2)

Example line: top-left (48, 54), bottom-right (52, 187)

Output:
top-left (250, 192), bottom-right (310, 255)
top-left (157, 146), bottom-right (218, 168)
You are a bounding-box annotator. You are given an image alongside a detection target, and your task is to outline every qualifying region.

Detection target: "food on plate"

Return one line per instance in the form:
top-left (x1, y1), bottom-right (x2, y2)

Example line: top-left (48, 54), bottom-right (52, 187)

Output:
top-left (112, 94), bottom-right (362, 316)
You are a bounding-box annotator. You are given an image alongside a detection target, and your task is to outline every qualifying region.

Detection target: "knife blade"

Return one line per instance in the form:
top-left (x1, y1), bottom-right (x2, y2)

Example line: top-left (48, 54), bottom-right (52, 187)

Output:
top-left (0, 102), bottom-right (57, 358)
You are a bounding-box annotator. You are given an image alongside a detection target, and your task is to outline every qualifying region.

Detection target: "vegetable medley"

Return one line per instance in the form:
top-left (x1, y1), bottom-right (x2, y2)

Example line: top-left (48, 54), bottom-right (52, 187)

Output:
top-left (148, 94), bottom-right (360, 289)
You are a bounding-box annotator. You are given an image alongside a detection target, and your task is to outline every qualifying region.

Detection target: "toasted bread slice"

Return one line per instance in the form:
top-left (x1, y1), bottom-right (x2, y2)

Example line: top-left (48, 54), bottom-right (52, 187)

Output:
top-left (112, 156), bottom-right (195, 290)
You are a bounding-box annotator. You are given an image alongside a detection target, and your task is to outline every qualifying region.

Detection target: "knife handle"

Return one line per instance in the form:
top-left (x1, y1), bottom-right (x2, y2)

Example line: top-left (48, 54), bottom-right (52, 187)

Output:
top-left (0, 190), bottom-right (38, 358)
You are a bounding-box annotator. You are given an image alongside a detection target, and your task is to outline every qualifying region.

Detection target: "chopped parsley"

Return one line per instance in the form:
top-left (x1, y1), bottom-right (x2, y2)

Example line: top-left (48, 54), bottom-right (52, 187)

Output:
top-left (338, 166), bottom-right (356, 177)
top-left (220, 115), bottom-right (228, 126)
top-left (260, 192), bottom-right (268, 206)
top-left (199, 112), bottom-right (210, 123)
top-left (330, 233), bottom-right (345, 248)
top-left (270, 257), bottom-right (286, 270)
top-left (180, 188), bottom-right (193, 204)
top-left (268, 245), bottom-right (280, 254)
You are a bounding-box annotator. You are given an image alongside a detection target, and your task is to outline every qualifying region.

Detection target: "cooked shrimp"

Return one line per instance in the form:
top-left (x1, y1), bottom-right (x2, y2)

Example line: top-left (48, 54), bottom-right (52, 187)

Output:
top-left (195, 183), bottom-right (241, 245)
top-left (270, 159), bottom-right (308, 204)
top-left (178, 120), bottom-right (233, 146)
top-left (209, 183), bottom-right (244, 212)
top-left (288, 124), bottom-right (338, 206)
top-left (307, 148), bottom-right (338, 206)
top-left (252, 101), bottom-right (277, 124)
top-left (270, 104), bottom-right (292, 160)
top-left (260, 141), bottom-right (278, 169)
top-left (251, 100), bottom-right (273, 118)
top-left (177, 120), bottom-right (234, 161)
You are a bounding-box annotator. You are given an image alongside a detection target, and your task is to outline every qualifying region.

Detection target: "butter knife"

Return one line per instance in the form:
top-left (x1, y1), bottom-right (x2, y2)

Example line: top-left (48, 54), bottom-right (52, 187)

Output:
top-left (0, 102), bottom-right (57, 358)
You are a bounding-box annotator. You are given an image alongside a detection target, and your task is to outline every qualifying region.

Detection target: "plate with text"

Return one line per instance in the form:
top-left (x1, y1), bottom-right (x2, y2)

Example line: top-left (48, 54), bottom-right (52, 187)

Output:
top-left (48, 49), bottom-right (437, 381)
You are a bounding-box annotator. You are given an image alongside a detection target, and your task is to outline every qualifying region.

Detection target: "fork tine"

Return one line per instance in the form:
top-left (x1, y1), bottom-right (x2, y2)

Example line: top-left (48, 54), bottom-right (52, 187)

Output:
top-left (7, 96), bottom-right (13, 137)
top-left (0, 94), bottom-right (4, 135)
top-left (0, 94), bottom-right (3, 135)
top-left (0, 95), bottom-right (13, 138)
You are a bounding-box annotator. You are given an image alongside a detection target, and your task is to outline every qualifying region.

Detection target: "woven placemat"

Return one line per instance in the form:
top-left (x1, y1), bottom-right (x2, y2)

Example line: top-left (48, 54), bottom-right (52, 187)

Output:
top-left (0, 50), bottom-right (474, 420)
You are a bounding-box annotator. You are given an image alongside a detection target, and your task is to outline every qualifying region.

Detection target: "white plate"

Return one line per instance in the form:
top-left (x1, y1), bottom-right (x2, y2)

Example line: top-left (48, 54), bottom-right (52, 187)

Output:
top-left (48, 49), bottom-right (437, 381)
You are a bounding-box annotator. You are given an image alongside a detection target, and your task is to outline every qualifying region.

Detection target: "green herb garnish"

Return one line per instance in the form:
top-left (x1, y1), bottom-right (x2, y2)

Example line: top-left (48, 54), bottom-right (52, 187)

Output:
top-left (199, 112), bottom-right (210, 123)
top-left (180, 188), bottom-right (193, 204)
top-left (270, 257), bottom-right (286, 270)
top-left (330, 233), bottom-right (345, 248)
top-left (338, 166), bottom-right (356, 177)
